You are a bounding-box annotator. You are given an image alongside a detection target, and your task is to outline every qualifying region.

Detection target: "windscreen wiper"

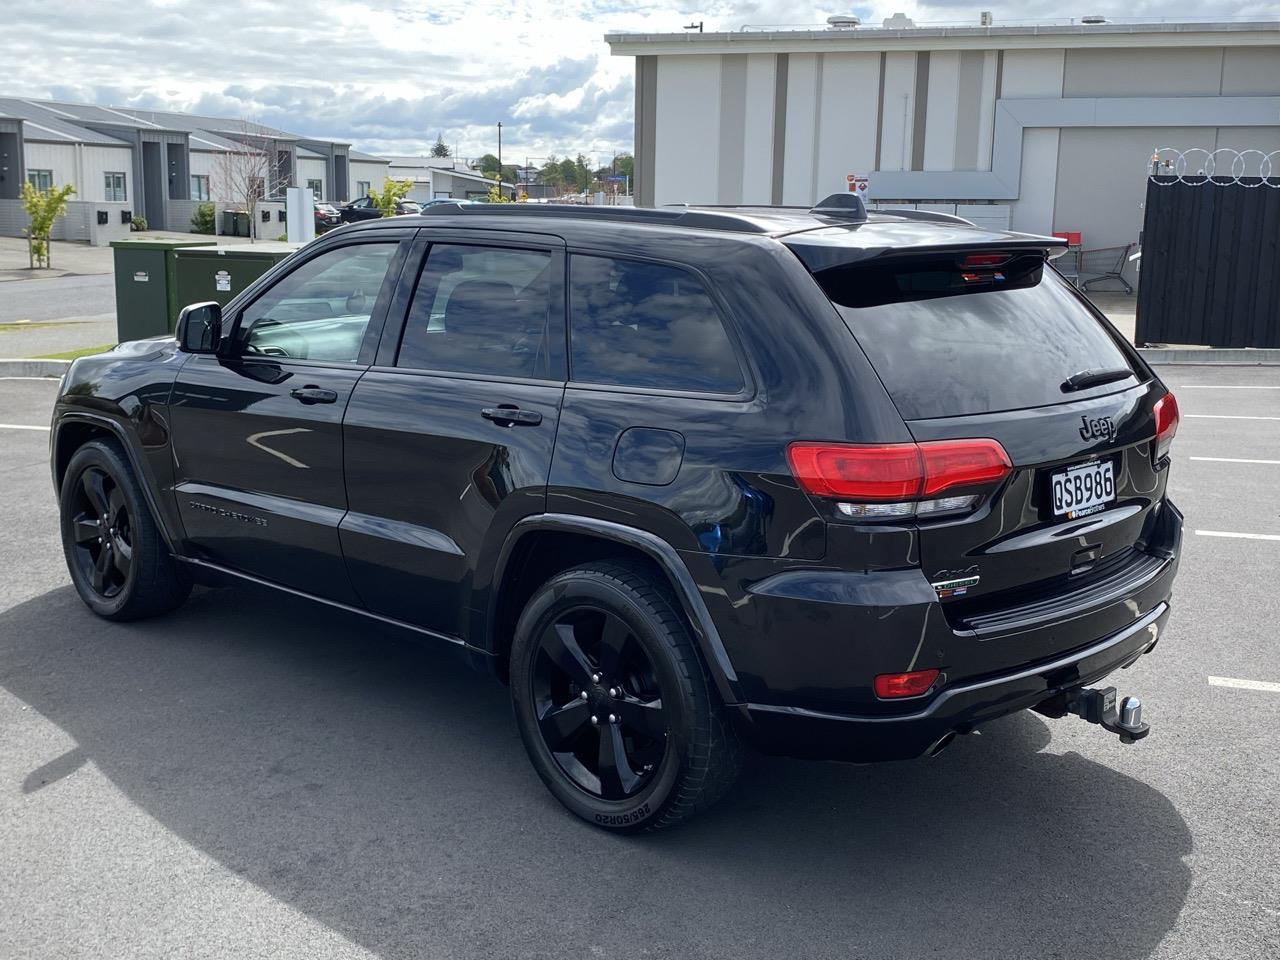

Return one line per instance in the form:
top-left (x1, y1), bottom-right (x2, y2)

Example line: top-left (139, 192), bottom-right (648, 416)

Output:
top-left (1061, 367), bottom-right (1133, 392)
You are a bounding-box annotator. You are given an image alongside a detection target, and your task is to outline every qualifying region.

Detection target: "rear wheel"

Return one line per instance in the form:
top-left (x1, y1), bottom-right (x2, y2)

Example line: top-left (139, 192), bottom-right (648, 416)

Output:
top-left (510, 560), bottom-right (741, 832)
top-left (59, 440), bottom-right (190, 621)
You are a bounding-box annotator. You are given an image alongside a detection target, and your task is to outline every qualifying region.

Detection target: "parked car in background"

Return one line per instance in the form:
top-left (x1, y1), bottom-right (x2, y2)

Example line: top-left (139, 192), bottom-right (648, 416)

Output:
top-left (314, 201), bottom-right (342, 233)
top-left (340, 196), bottom-right (422, 222)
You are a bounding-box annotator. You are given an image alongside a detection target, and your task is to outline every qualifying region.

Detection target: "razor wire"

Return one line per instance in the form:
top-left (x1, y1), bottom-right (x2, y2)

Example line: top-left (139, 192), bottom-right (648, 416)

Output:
top-left (1148, 147), bottom-right (1280, 187)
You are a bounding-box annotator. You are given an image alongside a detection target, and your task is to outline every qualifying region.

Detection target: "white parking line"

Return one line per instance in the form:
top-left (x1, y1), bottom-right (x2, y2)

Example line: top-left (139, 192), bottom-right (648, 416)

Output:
top-left (0, 423), bottom-right (49, 431)
top-left (0, 377), bottom-right (61, 382)
top-left (1184, 414), bottom-right (1280, 421)
top-left (1208, 676), bottom-right (1280, 693)
top-left (1195, 529), bottom-right (1280, 541)
top-left (1180, 385), bottom-right (1280, 390)
top-left (1190, 456), bottom-right (1280, 465)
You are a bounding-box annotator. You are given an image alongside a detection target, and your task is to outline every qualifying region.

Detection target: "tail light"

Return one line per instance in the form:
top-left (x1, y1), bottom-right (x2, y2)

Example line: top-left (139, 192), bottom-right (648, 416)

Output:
top-left (874, 669), bottom-right (940, 699)
top-left (1153, 392), bottom-right (1179, 462)
top-left (787, 439), bottom-right (1012, 520)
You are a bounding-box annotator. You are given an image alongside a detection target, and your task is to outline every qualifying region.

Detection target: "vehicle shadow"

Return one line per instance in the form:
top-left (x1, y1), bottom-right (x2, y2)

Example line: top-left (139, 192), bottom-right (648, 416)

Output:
top-left (0, 585), bottom-right (1192, 960)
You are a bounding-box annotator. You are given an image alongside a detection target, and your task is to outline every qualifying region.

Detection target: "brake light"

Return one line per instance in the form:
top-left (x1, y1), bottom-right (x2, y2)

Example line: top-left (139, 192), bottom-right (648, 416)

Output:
top-left (787, 440), bottom-right (1011, 519)
top-left (874, 669), bottom-right (940, 699)
top-left (1153, 392), bottom-right (1179, 461)
top-left (962, 252), bottom-right (1009, 268)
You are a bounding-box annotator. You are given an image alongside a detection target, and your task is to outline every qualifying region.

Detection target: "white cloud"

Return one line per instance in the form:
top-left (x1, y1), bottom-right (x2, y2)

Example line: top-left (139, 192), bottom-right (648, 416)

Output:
top-left (4, 1), bottom-right (1277, 161)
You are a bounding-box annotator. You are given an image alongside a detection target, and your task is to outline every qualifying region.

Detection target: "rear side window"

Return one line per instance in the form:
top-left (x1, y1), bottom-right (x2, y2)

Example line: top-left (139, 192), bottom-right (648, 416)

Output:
top-left (813, 254), bottom-right (1138, 419)
top-left (397, 244), bottom-right (556, 379)
top-left (569, 255), bottom-right (745, 395)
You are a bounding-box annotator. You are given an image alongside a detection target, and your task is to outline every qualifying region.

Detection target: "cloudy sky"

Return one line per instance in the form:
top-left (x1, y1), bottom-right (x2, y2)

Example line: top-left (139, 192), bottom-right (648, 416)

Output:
top-left (3, 1), bottom-right (1276, 163)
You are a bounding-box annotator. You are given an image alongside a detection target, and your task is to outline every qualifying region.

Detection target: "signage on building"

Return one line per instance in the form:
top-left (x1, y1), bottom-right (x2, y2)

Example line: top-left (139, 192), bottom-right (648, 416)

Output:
top-left (847, 174), bottom-right (870, 201)
top-left (215, 270), bottom-right (231, 292)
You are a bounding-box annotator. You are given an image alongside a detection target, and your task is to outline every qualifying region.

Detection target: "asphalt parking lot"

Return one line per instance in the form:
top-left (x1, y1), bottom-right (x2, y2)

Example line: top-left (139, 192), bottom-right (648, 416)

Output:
top-left (1, 367), bottom-right (1277, 960)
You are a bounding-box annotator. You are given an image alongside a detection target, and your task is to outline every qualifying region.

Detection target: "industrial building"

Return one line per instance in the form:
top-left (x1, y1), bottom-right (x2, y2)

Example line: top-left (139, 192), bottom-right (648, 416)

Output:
top-left (609, 18), bottom-right (1280, 287)
top-left (0, 98), bottom-right (388, 243)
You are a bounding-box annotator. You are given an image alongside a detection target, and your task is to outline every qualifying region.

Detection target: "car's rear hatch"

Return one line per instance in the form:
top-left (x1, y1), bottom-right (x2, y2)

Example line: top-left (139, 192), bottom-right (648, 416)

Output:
top-left (786, 227), bottom-right (1179, 676)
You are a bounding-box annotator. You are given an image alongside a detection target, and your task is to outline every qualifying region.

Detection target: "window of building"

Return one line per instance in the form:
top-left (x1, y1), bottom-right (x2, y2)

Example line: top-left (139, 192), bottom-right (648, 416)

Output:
top-left (104, 172), bottom-right (127, 202)
top-left (307, 179), bottom-right (323, 199)
top-left (248, 176), bottom-right (265, 201)
top-left (356, 180), bottom-right (371, 197)
top-left (397, 244), bottom-right (557, 380)
top-left (238, 243), bottom-right (399, 363)
top-left (26, 169), bottom-right (53, 192)
top-left (190, 175), bottom-right (210, 201)
top-left (568, 255), bottom-right (745, 395)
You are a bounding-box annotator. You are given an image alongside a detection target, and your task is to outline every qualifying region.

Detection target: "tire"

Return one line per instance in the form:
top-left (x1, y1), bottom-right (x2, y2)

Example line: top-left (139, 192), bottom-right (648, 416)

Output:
top-left (59, 439), bottom-right (191, 621)
top-left (510, 560), bottom-right (742, 832)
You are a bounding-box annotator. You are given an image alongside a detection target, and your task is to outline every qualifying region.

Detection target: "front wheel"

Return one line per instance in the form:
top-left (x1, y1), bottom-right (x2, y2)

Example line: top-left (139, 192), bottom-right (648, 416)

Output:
top-left (59, 439), bottom-right (191, 621)
top-left (510, 560), bottom-right (741, 832)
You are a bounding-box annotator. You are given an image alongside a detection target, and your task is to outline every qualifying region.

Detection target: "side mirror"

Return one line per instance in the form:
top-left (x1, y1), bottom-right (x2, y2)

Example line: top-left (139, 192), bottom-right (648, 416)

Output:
top-left (176, 302), bottom-right (222, 354)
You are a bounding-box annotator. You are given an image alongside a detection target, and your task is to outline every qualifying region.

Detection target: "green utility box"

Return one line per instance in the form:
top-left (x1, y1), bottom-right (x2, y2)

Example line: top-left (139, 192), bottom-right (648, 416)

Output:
top-left (111, 238), bottom-right (216, 342)
top-left (172, 243), bottom-right (299, 314)
top-left (221, 210), bottom-right (250, 237)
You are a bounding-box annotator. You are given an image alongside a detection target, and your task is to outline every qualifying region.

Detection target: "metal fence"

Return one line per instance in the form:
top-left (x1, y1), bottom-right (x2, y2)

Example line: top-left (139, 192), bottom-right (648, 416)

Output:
top-left (1135, 149), bottom-right (1280, 348)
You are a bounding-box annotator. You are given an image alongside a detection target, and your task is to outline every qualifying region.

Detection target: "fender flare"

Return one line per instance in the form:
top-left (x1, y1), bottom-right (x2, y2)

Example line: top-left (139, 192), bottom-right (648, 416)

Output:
top-left (489, 513), bottom-right (742, 706)
top-left (52, 412), bottom-right (181, 553)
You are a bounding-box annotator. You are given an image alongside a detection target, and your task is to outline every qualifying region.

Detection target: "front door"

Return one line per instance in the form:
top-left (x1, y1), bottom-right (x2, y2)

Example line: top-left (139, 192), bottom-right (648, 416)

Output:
top-left (169, 234), bottom-right (411, 603)
top-left (341, 234), bottom-right (566, 640)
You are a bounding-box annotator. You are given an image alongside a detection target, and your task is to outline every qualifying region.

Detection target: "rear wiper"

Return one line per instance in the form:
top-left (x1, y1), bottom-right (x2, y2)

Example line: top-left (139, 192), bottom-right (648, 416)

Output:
top-left (1061, 367), bottom-right (1133, 392)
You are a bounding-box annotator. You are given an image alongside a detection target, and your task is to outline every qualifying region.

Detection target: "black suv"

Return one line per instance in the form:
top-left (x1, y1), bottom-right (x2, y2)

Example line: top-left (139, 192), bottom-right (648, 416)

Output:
top-left (51, 197), bottom-right (1182, 832)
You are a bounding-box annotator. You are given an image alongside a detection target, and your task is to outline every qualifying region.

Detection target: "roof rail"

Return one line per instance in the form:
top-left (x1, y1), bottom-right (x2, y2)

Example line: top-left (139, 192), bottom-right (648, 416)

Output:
top-left (875, 207), bottom-right (976, 227)
top-left (809, 193), bottom-right (867, 222)
top-left (416, 201), bottom-right (773, 234)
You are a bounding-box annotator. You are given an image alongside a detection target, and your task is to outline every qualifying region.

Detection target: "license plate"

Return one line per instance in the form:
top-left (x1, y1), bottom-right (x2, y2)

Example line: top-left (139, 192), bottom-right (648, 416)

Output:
top-left (1051, 459), bottom-right (1115, 518)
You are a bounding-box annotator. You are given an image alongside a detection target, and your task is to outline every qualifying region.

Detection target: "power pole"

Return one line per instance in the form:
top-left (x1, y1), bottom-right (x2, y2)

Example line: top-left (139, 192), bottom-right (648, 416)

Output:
top-left (497, 121), bottom-right (503, 198)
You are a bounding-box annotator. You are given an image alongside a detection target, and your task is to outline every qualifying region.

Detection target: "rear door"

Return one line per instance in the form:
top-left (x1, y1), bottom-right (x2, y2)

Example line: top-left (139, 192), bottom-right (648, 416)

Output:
top-left (806, 250), bottom-right (1174, 660)
top-left (340, 231), bottom-right (566, 640)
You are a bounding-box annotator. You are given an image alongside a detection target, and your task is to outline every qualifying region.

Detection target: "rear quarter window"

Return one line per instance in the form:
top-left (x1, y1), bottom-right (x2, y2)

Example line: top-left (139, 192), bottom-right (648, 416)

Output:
top-left (568, 254), bottom-right (745, 395)
top-left (813, 254), bottom-right (1139, 419)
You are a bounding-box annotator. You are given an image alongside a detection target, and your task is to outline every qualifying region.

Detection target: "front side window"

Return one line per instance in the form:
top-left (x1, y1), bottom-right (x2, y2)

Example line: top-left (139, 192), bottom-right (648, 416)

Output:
top-left (104, 172), bottom-right (126, 202)
top-left (568, 255), bottom-right (745, 395)
top-left (27, 169), bottom-right (53, 192)
top-left (190, 175), bottom-right (210, 201)
top-left (237, 243), bottom-right (398, 363)
top-left (397, 244), bottom-right (556, 379)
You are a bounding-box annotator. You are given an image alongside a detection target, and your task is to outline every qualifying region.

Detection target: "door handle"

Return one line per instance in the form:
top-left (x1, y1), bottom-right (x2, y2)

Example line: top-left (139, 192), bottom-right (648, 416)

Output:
top-left (482, 405), bottom-right (542, 426)
top-left (290, 385), bottom-right (338, 405)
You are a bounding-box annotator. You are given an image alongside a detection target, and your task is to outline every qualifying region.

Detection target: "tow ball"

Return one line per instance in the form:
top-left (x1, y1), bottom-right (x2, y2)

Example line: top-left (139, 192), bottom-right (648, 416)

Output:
top-left (1034, 686), bottom-right (1150, 744)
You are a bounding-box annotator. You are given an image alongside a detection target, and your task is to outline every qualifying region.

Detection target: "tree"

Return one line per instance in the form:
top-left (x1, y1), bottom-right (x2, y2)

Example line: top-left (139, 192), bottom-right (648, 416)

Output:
top-left (430, 134), bottom-right (451, 158)
top-left (613, 154), bottom-right (635, 180)
top-left (211, 121), bottom-right (291, 242)
top-left (537, 156), bottom-right (564, 191)
top-left (368, 179), bottom-right (414, 217)
top-left (476, 153), bottom-right (501, 177)
top-left (485, 175), bottom-right (511, 204)
top-left (21, 181), bottom-right (75, 269)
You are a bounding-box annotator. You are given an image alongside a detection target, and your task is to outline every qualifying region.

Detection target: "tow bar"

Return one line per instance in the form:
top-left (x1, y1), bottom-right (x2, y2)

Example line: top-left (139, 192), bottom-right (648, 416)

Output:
top-left (1034, 686), bottom-right (1151, 744)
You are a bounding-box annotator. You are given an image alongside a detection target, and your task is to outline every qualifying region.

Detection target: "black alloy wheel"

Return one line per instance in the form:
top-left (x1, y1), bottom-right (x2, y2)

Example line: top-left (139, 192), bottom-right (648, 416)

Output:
top-left (532, 606), bottom-right (669, 801)
top-left (59, 439), bottom-right (191, 621)
top-left (510, 561), bottom-right (742, 832)
top-left (68, 465), bottom-right (133, 598)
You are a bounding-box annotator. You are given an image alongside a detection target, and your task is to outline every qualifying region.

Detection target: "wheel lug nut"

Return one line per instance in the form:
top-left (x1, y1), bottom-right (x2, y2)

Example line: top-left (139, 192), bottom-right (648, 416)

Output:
top-left (609, 687), bottom-right (620, 698)
top-left (608, 714), bottom-right (618, 724)
top-left (591, 673), bottom-right (601, 683)
top-left (579, 691), bottom-right (588, 701)
top-left (590, 715), bottom-right (599, 725)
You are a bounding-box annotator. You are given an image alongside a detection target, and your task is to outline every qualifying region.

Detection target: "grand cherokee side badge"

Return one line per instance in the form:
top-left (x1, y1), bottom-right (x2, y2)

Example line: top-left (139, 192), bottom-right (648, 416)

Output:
top-left (189, 500), bottom-right (267, 526)
top-left (931, 568), bottom-right (980, 598)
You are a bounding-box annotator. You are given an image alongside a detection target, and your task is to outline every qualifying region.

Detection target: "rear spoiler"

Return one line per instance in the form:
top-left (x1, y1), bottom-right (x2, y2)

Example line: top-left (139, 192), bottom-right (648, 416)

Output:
top-left (784, 231), bottom-right (1068, 274)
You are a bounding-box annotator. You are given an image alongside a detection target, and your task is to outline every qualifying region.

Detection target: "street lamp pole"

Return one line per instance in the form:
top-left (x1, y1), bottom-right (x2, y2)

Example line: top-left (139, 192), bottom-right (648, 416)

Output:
top-left (497, 122), bottom-right (503, 198)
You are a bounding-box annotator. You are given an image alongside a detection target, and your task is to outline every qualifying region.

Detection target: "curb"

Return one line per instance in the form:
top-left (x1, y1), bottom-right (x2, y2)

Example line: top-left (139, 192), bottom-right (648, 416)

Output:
top-left (0, 359), bottom-right (72, 378)
top-left (1139, 348), bottom-right (1280, 365)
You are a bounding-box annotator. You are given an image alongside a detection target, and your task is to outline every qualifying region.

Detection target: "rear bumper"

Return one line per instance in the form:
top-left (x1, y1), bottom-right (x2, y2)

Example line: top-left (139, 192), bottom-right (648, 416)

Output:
top-left (735, 600), bottom-right (1170, 762)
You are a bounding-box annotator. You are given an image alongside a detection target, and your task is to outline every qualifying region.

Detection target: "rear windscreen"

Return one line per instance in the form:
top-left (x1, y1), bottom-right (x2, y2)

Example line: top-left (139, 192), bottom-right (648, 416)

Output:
top-left (814, 254), bottom-right (1139, 420)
